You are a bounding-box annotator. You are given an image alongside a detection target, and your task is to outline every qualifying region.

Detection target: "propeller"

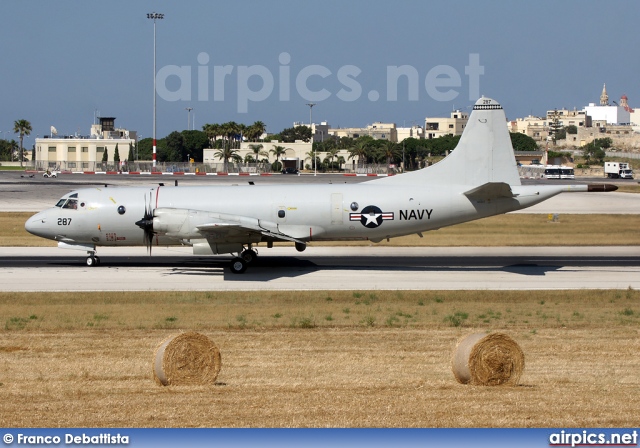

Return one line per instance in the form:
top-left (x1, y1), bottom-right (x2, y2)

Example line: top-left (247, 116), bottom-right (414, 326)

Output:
top-left (135, 190), bottom-right (155, 255)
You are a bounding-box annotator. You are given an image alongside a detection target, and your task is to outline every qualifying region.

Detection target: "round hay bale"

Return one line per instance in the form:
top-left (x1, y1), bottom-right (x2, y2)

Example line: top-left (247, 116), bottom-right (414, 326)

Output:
top-left (153, 332), bottom-right (221, 386)
top-left (451, 332), bottom-right (524, 386)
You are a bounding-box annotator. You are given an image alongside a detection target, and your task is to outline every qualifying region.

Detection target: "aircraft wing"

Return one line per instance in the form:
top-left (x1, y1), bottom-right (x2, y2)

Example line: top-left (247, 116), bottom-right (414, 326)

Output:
top-left (152, 208), bottom-right (306, 244)
top-left (463, 182), bottom-right (518, 201)
top-left (196, 222), bottom-right (306, 244)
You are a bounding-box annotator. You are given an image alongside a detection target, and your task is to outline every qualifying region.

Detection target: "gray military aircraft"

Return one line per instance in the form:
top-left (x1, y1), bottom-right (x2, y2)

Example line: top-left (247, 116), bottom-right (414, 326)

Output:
top-left (25, 97), bottom-right (616, 273)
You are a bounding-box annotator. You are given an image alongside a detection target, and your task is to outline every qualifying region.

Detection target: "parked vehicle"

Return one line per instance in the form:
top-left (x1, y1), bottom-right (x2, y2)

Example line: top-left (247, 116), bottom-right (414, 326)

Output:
top-left (560, 166), bottom-right (575, 180)
top-left (43, 169), bottom-right (59, 178)
top-left (604, 162), bottom-right (634, 179)
top-left (281, 167), bottom-right (299, 174)
top-left (544, 165), bottom-right (561, 179)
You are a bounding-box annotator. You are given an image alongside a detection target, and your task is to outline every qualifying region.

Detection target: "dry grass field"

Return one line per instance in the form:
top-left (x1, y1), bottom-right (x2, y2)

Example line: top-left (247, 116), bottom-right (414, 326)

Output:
top-left (5, 212), bottom-right (640, 247)
top-left (1, 290), bottom-right (638, 427)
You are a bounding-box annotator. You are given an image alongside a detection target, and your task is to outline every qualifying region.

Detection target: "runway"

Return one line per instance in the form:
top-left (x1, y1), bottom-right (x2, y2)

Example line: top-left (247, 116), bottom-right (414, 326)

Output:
top-left (2, 246), bottom-right (639, 291)
top-left (4, 172), bottom-right (639, 291)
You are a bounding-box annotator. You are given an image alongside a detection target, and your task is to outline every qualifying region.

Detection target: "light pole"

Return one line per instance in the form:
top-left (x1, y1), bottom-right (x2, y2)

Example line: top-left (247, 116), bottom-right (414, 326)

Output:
top-left (147, 12), bottom-right (164, 168)
top-left (185, 107), bottom-right (193, 131)
top-left (306, 103), bottom-right (316, 175)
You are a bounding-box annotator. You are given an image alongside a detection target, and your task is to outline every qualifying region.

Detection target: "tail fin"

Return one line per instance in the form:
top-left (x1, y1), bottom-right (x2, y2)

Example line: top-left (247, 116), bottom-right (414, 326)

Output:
top-left (378, 97), bottom-right (521, 187)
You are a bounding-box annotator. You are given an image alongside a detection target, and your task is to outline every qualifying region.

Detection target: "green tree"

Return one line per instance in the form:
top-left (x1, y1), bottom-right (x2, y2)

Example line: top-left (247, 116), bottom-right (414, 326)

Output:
top-left (13, 119), bottom-right (32, 167)
top-left (326, 147), bottom-right (340, 171)
top-left (161, 131), bottom-right (184, 162)
top-left (127, 143), bottom-right (134, 161)
top-left (348, 138), bottom-right (372, 169)
top-left (248, 143), bottom-right (267, 164)
top-left (566, 125), bottom-right (578, 135)
top-left (427, 134), bottom-right (460, 156)
top-left (582, 138), bottom-right (610, 164)
top-left (0, 139), bottom-right (17, 161)
top-left (181, 130), bottom-right (209, 162)
top-left (548, 109), bottom-right (562, 144)
top-left (203, 123), bottom-right (221, 147)
top-left (213, 147), bottom-right (242, 172)
top-left (270, 145), bottom-right (290, 168)
top-left (114, 143), bottom-right (120, 164)
top-left (220, 121), bottom-right (242, 149)
top-left (509, 132), bottom-right (538, 151)
top-left (246, 121), bottom-right (266, 141)
top-left (305, 150), bottom-right (320, 171)
top-left (379, 141), bottom-right (400, 170)
top-left (137, 138), bottom-right (153, 160)
top-left (279, 125), bottom-right (312, 143)
top-left (102, 147), bottom-right (108, 163)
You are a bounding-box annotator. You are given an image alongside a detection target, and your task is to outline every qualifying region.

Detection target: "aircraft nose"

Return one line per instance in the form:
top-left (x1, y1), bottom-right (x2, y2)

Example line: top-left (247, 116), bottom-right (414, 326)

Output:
top-left (25, 212), bottom-right (50, 238)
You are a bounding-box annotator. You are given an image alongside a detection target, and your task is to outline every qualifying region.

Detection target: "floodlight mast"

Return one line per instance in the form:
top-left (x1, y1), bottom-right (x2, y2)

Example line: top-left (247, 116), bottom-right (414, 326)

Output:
top-left (306, 103), bottom-right (316, 176)
top-left (147, 12), bottom-right (164, 168)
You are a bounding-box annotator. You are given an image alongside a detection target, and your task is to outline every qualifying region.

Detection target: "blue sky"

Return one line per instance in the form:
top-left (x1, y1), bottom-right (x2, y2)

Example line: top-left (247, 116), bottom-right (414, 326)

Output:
top-left (1, 0), bottom-right (638, 149)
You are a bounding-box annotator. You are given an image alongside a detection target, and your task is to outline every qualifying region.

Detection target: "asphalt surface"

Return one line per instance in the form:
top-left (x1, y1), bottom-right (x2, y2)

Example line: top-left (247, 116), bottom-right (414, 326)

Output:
top-left (1, 246), bottom-right (639, 291)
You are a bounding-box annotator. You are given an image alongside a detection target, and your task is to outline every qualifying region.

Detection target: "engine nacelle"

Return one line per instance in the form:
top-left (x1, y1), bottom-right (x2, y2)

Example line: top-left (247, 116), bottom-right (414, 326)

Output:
top-left (153, 209), bottom-right (212, 239)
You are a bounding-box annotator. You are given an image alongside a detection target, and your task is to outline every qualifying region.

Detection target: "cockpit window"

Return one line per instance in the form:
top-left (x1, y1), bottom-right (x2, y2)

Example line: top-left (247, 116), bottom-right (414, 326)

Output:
top-left (56, 192), bottom-right (80, 208)
top-left (62, 199), bottom-right (78, 210)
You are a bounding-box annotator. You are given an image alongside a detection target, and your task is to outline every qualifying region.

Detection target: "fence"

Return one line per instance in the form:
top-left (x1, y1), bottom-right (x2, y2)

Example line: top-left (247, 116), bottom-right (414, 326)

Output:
top-left (29, 160), bottom-right (398, 175)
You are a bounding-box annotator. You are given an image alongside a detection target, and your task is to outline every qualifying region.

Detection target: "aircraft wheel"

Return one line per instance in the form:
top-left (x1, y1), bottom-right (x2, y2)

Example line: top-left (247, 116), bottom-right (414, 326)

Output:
top-left (229, 257), bottom-right (247, 274)
top-left (94, 256), bottom-right (101, 266)
top-left (86, 255), bottom-right (97, 267)
top-left (241, 249), bottom-right (257, 263)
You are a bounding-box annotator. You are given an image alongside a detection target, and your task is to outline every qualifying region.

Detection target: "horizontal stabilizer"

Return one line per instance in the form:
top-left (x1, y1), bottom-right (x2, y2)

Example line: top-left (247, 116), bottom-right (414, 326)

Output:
top-left (464, 182), bottom-right (517, 200)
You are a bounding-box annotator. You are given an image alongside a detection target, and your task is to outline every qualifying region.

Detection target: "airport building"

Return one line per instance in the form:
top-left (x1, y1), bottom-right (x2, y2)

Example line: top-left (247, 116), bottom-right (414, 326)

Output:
top-left (34, 117), bottom-right (137, 171)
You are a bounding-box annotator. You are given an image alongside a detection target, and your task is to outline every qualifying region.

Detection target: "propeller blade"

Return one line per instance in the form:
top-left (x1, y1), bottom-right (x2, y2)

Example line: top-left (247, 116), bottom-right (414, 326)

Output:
top-left (135, 190), bottom-right (156, 256)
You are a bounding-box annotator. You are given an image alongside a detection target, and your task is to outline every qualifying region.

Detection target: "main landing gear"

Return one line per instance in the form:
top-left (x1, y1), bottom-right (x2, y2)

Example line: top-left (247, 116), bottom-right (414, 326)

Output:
top-left (229, 246), bottom-right (258, 274)
top-left (86, 251), bottom-right (101, 267)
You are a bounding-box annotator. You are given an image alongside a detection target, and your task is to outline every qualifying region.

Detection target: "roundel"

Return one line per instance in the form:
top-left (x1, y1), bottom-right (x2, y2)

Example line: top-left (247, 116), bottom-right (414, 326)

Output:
top-left (350, 205), bottom-right (394, 228)
top-left (359, 205), bottom-right (383, 228)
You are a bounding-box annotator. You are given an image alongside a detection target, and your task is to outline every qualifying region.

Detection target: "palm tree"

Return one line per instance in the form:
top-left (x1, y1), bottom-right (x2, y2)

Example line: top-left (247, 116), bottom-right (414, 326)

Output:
top-left (380, 141), bottom-right (400, 172)
top-left (270, 145), bottom-right (290, 171)
top-left (221, 121), bottom-right (240, 150)
top-left (348, 139), bottom-right (370, 171)
top-left (249, 121), bottom-right (266, 141)
top-left (13, 119), bottom-right (32, 168)
top-left (213, 147), bottom-right (242, 173)
top-left (248, 143), bottom-right (266, 161)
top-left (248, 143), bottom-right (267, 171)
top-left (203, 123), bottom-right (221, 147)
top-left (327, 147), bottom-right (340, 172)
top-left (305, 150), bottom-right (318, 171)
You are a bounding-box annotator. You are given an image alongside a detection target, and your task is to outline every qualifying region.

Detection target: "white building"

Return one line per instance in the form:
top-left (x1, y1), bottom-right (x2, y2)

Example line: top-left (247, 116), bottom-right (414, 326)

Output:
top-left (34, 117), bottom-right (137, 171)
top-left (584, 103), bottom-right (630, 125)
top-left (584, 84), bottom-right (631, 125)
top-left (396, 125), bottom-right (424, 142)
top-left (424, 110), bottom-right (468, 139)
